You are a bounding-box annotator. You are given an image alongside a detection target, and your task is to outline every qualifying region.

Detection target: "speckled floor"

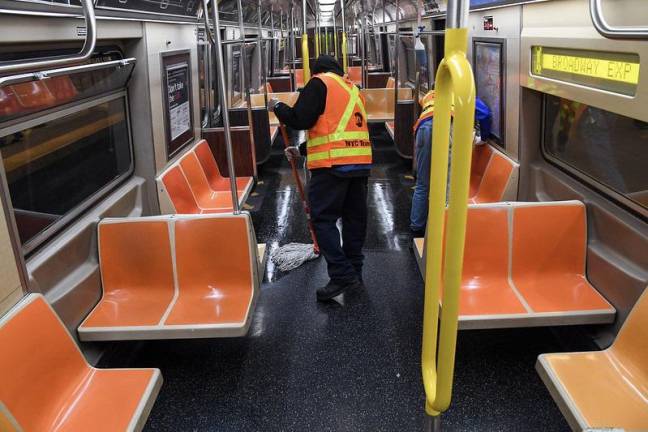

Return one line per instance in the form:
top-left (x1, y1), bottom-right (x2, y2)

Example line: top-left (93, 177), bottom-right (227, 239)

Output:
top-left (101, 126), bottom-right (573, 431)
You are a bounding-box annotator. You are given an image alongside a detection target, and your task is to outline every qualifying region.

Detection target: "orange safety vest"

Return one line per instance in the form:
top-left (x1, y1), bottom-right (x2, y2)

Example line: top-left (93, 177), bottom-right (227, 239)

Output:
top-left (413, 90), bottom-right (436, 132)
top-left (413, 90), bottom-right (454, 133)
top-left (306, 72), bottom-right (372, 170)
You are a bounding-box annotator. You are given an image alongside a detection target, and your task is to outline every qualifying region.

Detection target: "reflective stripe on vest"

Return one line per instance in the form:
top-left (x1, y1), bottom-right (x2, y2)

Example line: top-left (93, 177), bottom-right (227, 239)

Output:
top-left (306, 72), bottom-right (372, 169)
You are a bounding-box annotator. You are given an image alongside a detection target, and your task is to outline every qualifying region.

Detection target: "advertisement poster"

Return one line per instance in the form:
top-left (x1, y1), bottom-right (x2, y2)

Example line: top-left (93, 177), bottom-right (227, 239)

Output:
top-left (162, 51), bottom-right (194, 158)
top-left (166, 63), bottom-right (191, 141)
top-left (474, 40), bottom-right (504, 141)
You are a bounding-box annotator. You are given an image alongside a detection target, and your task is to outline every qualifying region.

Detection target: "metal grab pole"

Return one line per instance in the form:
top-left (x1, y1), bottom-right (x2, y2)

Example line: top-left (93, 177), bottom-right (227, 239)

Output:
top-left (394, 0), bottom-right (400, 109)
top-left (421, 0), bottom-right (474, 420)
top-left (201, 0), bottom-right (214, 127)
top-left (290, 6), bottom-right (297, 90)
top-left (257, 0), bottom-right (268, 104)
top-left (302, 0), bottom-right (311, 82)
top-left (210, 0), bottom-right (239, 213)
top-left (340, 0), bottom-right (348, 73)
top-left (360, 15), bottom-right (367, 88)
top-left (333, 13), bottom-right (339, 60)
top-left (237, 0), bottom-right (257, 172)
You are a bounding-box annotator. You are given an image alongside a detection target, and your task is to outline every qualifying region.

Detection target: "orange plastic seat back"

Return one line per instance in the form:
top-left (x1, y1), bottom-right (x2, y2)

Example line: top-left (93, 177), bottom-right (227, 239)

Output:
top-left (161, 166), bottom-right (200, 214)
top-left (462, 206), bottom-right (509, 280)
top-left (265, 82), bottom-right (274, 93)
top-left (347, 66), bottom-right (362, 84)
top-left (386, 77), bottom-right (395, 89)
top-left (470, 145), bottom-right (493, 198)
top-left (472, 152), bottom-right (513, 203)
top-left (194, 140), bottom-right (226, 190)
top-left (166, 215), bottom-right (255, 325)
top-left (611, 289), bottom-right (648, 378)
top-left (512, 204), bottom-right (586, 279)
top-left (88, 220), bottom-right (176, 326)
top-left (0, 296), bottom-right (91, 431)
top-left (179, 152), bottom-right (213, 200)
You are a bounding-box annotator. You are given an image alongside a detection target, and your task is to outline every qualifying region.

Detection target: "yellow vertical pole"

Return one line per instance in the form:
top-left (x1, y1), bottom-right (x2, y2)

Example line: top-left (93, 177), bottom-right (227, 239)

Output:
top-left (302, 35), bottom-right (311, 82)
top-left (342, 32), bottom-right (348, 73)
top-left (420, 23), bottom-right (475, 422)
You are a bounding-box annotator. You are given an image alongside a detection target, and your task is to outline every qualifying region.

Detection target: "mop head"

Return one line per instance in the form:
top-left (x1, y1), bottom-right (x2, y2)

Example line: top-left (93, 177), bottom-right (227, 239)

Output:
top-left (271, 243), bottom-right (319, 272)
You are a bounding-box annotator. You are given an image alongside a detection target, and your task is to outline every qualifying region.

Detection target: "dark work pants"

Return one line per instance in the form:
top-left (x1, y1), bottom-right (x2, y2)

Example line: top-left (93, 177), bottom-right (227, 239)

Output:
top-left (308, 170), bottom-right (368, 285)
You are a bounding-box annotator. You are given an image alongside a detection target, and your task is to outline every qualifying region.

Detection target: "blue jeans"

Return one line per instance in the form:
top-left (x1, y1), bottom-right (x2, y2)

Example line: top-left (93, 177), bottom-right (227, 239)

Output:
top-left (410, 121), bottom-right (433, 233)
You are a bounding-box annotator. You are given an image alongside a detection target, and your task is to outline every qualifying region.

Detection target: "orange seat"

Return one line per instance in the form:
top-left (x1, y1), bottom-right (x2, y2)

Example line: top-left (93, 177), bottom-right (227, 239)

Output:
top-left (470, 151), bottom-right (515, 204)
top-left (386, 77), bottom-right (395, 89)
top-left (413, 202), bottom-right (615, 329)
top-left (512, 204), bottom-right (613, 313)
top-left (347, 66), bottom-right (362, 85)
top-left (1, 294), bottom-right (162, 430)
top-left (469, 144), bottom-right (493, 197)
top-left (457, 206), bottom-right (527, 317)
top-left (78, 213), bottom-right (259, 341)
top-left (265, 82), bottom-right (274, 93)
top-left (194, 139), bottom-right (252, 195)
top-left (160, 166), bottom-right (202, 214)
top-left (165, 215), bottom-right (256, 328)
top-left (537, 289), bottom-right (648, 430)
top-left (80, 219), bottom-right (176, 330)
top-left (179, 152), bottom-right (236, 211)
top-left (158, 140), bottom-right (254, 215)
top-left (11, 81), bottom-right (56, 108)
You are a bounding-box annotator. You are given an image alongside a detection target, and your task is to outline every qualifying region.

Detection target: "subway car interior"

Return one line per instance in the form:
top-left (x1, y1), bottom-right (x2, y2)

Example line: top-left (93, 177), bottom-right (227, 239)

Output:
top-left (0, 0), bottom-right (646, 430)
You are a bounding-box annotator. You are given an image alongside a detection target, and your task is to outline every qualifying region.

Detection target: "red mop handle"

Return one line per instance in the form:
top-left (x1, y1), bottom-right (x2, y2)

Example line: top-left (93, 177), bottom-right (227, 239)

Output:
top-left (279, 124), bottom-right (320, 255)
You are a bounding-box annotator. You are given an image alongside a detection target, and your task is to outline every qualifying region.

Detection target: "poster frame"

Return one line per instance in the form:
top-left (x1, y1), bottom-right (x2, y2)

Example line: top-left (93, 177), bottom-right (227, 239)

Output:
top-left (472, 37), bottom-right (507, 149)
top-left (161, 49), bottom-right (195, 160)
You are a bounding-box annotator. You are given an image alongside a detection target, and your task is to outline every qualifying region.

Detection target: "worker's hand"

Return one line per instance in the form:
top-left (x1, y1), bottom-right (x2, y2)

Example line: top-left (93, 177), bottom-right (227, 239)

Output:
top-left (284, 146), bottom-right (300, 162)
top-left (267, 98), bottom-right (280, 112)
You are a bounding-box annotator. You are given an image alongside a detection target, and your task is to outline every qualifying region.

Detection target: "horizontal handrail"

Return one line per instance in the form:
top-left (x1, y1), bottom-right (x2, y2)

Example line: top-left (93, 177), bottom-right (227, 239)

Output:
top-left (590, 0), bottom-right (648, 39)
top-left (0, 58), bottom-right (136, 88)
top-left (0, 0), bottom-right (96, 74)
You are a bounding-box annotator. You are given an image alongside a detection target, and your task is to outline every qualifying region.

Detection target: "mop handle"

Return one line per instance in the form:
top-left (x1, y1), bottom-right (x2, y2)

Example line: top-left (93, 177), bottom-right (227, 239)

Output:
top-left (279, 124), bottom-right (320, 255)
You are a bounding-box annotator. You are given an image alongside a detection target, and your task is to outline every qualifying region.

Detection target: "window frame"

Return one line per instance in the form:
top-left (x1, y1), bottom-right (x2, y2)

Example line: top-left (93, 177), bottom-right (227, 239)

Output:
top-left (540, 94), bottom-right (648, 220)
top-left (0, 90), bottom-right (135, 254)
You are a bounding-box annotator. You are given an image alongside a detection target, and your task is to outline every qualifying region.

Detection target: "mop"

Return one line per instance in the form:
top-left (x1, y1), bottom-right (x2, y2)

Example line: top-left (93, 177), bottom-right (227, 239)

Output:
top-left (270, 124), bottom-right (321, 272)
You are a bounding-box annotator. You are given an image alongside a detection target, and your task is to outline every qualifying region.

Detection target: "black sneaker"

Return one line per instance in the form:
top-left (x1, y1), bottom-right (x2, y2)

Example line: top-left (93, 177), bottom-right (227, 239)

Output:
top-left (316, 280), bottom-right (362, 301)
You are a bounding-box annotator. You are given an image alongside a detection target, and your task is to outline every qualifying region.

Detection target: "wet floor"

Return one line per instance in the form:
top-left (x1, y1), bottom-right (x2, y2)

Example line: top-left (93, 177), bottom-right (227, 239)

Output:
top-left (101, 125), bottom-right (572, 431)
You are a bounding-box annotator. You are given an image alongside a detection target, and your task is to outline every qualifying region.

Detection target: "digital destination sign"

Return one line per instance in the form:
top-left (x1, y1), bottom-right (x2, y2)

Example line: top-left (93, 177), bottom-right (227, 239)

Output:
top-left (531, 46), bottom-right (640, 96)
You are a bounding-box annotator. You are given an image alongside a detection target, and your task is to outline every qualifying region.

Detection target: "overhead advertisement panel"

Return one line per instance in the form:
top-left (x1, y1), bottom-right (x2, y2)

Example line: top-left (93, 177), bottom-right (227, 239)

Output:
top-left (531, 46), bottom-right (640, 96)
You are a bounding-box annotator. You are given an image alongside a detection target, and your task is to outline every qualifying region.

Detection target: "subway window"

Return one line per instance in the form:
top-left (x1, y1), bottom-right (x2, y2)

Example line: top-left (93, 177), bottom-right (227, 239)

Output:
top-left (543, 95), bottom-right (648, 214)
top-left (0, 95), bottom-right (133, 250)
top-left (0, 49), bottom-right (135, 252)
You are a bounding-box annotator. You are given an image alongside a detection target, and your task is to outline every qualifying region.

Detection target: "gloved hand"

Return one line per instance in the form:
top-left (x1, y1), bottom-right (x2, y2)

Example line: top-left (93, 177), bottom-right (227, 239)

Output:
top-left (268, 98), bottom-right (280, 112)
top-left (284, 146), bottom-right (300, 162)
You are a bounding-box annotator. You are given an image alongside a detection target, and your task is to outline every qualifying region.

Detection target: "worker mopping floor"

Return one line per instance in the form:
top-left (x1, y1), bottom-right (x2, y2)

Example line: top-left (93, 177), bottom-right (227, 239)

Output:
top-left (269, 125), bottom-right (320, 272)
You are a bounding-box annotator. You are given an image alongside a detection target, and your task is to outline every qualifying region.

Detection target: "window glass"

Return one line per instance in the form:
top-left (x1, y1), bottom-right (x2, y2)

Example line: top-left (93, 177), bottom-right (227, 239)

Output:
top-left (544, 95), bottom-right (648, 212)
top-left (0, 97), bottom-right (132, 248)
top-left (0, 50), bottom-right (133, 124)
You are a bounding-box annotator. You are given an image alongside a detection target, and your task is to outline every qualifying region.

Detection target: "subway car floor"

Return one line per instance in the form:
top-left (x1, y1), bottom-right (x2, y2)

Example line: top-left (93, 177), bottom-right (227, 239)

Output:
top-left (100, 126), bottom-right (573, 431)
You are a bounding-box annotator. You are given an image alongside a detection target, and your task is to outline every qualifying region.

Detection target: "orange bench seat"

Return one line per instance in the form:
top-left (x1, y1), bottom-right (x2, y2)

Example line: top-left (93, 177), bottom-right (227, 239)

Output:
top-left (157, 139), bottom-right (253, 215)
top-left (0, 294), bottom-right (162, 431)
top-left (78, 213), bottom-right (260, 341)
top-left (413, 201), bottom-right (615, 329)
top-left (536, 289), bottom-right (648, 431)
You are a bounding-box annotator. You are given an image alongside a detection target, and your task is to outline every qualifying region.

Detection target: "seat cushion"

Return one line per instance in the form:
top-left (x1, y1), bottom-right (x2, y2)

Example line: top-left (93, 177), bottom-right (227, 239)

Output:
top-left (43, 369), bottom-right (161, 432)
top-left (540, 352), bottom-right (648, 430)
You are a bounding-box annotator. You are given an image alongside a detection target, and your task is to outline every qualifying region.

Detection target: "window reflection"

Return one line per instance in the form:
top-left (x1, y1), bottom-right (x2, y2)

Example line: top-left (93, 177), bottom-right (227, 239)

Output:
top-left (544, 95), bottom-right (648, 210)
top-left (0, 97), bottom-right (132, 246)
